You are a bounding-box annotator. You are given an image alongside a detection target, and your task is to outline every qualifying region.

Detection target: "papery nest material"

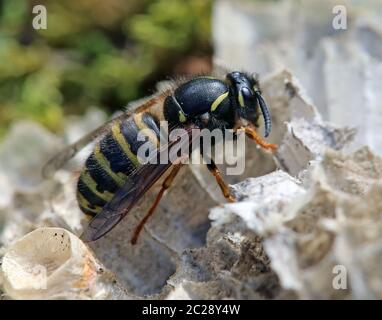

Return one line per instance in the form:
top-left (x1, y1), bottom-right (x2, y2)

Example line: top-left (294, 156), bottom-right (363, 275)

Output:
top-left (1, 227), bottom-right (101, 300)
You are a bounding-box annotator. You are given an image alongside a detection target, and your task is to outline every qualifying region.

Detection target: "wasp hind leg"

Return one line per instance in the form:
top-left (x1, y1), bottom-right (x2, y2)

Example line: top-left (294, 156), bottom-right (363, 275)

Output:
top-left (206, 160), bottom-right (236, 203)
top-left (131, 164), bottom-right (183, 245)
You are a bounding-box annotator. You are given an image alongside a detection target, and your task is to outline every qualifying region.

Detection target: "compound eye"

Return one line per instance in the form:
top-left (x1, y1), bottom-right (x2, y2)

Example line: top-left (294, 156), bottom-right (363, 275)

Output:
top-left (241, 87), bottom-right (253, 99)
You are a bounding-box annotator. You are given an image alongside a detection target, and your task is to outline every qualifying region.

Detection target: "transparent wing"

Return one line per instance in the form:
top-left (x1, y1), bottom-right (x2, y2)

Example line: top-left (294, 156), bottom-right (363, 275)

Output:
top-left (80, 124), bottom-right (201, 242)
top-left (42, 112), bottom-right (133, 178)
top-left (80, 162), bottom-right (172, 242)
top-left (42, 90), bottom-right (171, 178)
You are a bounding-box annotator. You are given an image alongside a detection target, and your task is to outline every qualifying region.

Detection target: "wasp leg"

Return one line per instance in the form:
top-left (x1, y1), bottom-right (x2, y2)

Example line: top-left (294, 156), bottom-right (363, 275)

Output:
top-left (131, 164), bottom-right (183, 245)
top-left (206, 160), bottom-right (236, 203)
top-left (242, 126), bottom-right (277, 151)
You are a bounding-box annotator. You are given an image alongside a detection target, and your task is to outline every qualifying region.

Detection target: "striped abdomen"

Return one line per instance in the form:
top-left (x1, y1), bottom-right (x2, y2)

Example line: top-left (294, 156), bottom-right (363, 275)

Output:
top-left (77, 112), bottom-right (161, 216)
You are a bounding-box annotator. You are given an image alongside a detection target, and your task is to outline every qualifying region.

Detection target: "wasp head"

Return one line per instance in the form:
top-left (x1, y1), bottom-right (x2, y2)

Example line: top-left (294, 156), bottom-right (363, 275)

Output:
top-left (226, 71), bottom-right (272, 138)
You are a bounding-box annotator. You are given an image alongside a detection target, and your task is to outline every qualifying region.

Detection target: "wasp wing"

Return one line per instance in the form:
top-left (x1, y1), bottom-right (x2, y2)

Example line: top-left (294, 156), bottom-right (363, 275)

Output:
top-left (42, 91), bottom-right (170, 178)
top-left (80, 162), bottom-right (172, 242)
top-left (42, 112), bottom-right (132, 178)
top-left (80, 124), bottom-right (201, 242)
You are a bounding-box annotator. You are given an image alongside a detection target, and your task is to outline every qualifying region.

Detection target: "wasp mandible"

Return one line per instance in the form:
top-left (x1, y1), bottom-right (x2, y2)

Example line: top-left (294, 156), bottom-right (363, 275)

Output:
top-left (43, 71), bottom-right (277, 244)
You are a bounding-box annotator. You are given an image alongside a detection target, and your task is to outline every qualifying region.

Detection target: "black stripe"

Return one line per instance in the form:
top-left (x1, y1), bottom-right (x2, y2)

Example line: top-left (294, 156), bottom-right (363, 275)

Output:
top-left (77, 179), bottom-right (107, 208)
top-left (85, 153), bottom-right (120, 194)
top-left (120, 118), bottom-right (147, 155)
top-left (100, 132), bottom-right (137, 176)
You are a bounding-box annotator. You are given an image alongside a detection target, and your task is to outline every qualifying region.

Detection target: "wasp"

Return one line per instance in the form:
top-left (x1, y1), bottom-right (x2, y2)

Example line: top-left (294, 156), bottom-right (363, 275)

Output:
top-left (43, 71), bottom-right (277, 244)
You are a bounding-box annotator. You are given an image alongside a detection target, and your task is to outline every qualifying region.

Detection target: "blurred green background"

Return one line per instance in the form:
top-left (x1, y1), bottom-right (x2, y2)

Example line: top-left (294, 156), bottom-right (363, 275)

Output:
top-left (0, 0), bottom-right (212, 138)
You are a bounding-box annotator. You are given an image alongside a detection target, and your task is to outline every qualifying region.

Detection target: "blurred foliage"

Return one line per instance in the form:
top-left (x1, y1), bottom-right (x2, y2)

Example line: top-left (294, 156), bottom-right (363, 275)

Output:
top-left (0, 0), bottom-right (212, 137)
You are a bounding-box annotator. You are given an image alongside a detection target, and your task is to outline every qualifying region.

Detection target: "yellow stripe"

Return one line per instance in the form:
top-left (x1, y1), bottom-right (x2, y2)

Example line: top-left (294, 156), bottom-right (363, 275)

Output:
top-left (238, 91), bottom-right (245, 107)
top-left (134, 113), bottom-right (159, 147)
top-left (211, 92), bottom-right (229, 112)
top-left (93, 144), bottom-right (126, 187)
top-left (80, 170), bottom-right (114, 202)
top-left (111, 122), bottom-right (139, 166)
top-left (77, 192), bottom-right (102, 214)
top-left (178, 110), bottom-right (187, 123)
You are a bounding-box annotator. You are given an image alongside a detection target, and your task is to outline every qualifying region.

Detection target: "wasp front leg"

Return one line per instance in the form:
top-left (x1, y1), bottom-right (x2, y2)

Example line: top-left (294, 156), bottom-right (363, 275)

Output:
top-left (240, 126), bottom-right (277, 152)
